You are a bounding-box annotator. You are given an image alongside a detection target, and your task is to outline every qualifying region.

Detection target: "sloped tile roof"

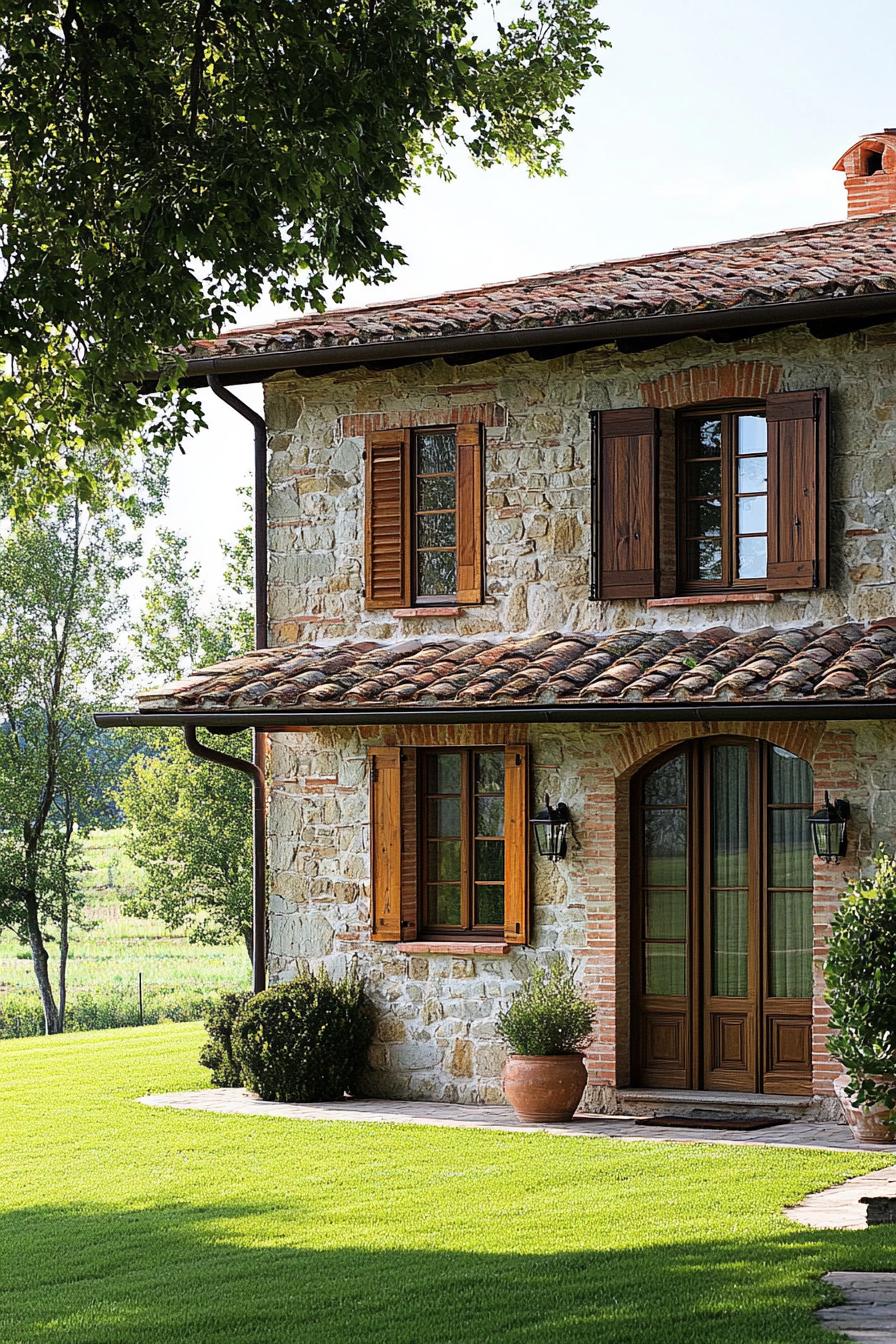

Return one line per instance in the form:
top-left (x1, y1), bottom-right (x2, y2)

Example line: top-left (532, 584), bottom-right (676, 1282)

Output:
top-left (135, 623), bottom-right (896, 715)
top-left (186, 216), bottom-right (896, 361)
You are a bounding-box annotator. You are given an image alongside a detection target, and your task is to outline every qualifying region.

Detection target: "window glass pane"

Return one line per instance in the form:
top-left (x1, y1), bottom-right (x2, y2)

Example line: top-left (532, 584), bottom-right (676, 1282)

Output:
top-left (711, 890), bottom-right (748, 997)
top-left (475, 839), bottom-right (504, 882)
top-left (645, 889), bottom-right (687, 940)
top-left (417, 476), bottom-right (456, 511)
top-left (418, 550), bottom-right (457, 596)
top-left (687, 499), bottom-right (722, 537)
top-left (417, 512), bottom-right (456, 549)
top-left (429, 753), bottom-right (461, 794)
top-left (688, 539), bottom-right (723, 582)
top-left (737, 456), bottom-right (768, 493)
top-left (769, 748), bottom-right (813, 805)
top-left (427, 798), bottom-right (461, 837)
top-left (475, 751), bottom-right (504, 794)
top-left (430, 885), bottom-right (461, 926)
top-left (769, 891), bottom-right (812, 998)
top-left (475, 885), bottom-right (504, 927)
top-left (416, 432), bottom-right (456, 475)
top-left (685, 417), bottom-right (722, 457)
top-left (644, 809), bottom-right (687, 887)
top-left (428, 840), bottom-right (461, 881)
top-left (770, 810), bottom-right (814, 889)
top-left (476, 796), bottom-right (504, 837)
top-left (643, 752), bottom-right (687, 806)
top-left (711, 746), bottom-right (749, 887)
top-left (736, 536), bottom-right (767, 580)
top-left (686, 460), bottom-right (723, 497)
top-left (737, 496), bottom-right (767, 534)
top-left (645, 943), bottom-right (686, 996)
top-left (737, 415), bottom-right (767, 455)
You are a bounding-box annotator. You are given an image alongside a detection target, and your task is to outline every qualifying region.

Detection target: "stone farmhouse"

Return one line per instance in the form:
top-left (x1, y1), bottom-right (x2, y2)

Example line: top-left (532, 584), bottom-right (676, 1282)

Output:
top-left (102, 132), bottom-right (896, 1117)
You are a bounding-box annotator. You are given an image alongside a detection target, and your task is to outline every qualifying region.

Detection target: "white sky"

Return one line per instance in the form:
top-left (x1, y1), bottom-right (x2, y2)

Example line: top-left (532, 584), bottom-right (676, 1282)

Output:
top-left (157, 0), bottom-right (896, 593)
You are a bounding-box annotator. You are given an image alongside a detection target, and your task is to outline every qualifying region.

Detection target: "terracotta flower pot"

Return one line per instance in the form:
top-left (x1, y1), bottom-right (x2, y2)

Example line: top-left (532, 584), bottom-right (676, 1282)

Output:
top-left (502, 1053), bottom-right (587, 1123)
top-left (834, 1074), bottom-right (896, 1144)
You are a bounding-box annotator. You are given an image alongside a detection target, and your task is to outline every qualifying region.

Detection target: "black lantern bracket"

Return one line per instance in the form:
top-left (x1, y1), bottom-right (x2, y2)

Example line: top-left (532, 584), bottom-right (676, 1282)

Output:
top-left (530, 793), bottom-right (578, 863)
top-left (808, 791), bottom-right (851, 864)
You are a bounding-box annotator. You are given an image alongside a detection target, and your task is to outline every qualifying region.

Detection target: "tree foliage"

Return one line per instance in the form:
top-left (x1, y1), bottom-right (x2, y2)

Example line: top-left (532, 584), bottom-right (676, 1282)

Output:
top-left (121, 522), bottom-right (253, 955)
top-left (0, 1), bottom-right (608, 510)
top-left (0, 499), bottom-right (139, 1031)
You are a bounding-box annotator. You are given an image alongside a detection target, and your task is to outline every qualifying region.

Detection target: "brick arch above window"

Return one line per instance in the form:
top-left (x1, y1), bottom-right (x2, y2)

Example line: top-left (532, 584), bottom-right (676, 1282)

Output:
top-left (606, 718), bottom-right (826, 781)
top-left (639, 361), bottom-right (783, 409)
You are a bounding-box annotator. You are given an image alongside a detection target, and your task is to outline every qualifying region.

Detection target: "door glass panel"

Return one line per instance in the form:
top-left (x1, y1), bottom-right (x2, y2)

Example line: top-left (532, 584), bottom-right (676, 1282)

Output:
top-left (769, 748), bottom-right (813, 805)
top-left (645, 889), bottom-right (687, 940)
top-left (645, 943), bottom-right (686, 996)
top-left (770, 811), bottom-right (814, 889)
top-left (711, 890), bottom-right (748, 998)
top-left (769, 891), bottom-right (812, 998)
top-left (711, 746), bottom-right (749, 887)
top-left (643, 752), bottom-right (687, 806)
top-left (644, 809), bottom-right (687, 887)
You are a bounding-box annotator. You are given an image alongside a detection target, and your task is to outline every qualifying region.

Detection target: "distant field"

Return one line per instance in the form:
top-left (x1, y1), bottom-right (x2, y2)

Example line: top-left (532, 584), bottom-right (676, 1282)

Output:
top-left (0, 829), bottom-right (249, 1036)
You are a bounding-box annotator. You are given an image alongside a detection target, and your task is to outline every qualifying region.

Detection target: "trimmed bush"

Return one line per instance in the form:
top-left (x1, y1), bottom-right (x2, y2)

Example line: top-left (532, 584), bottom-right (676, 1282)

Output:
top-left (497, 960), bottom-right (595, 1056)
top-left (232, 967), bottom-right (374, 1102)
top-left (199, 990), bottom-right (253, 1086)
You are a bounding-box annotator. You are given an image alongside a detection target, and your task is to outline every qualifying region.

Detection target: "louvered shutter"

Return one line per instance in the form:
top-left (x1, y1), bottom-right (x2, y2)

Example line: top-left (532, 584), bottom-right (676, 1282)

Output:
top-left (365, 429), bottom-right (410, 609)
top-left (369, 747), bottom-right (402, 941)
top-left (503, 745), bottom-right (530, 946)
top-left (399, 748), bottom-right (419, 941)
top-left (591, 409), bottom-right (660, 599)
top-left (455, 423), bottom-right (484, 604)
top-left (766, 390), bottom-right (828, 591)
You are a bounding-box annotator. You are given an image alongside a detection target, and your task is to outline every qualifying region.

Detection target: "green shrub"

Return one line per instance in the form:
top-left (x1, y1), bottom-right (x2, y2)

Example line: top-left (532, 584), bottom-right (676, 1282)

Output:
top-left (0, 984), bottom-right (220, 1038)
top-left (232, 967), bottom-right (374, 1103)
top-left (199, 991), bottom-right (252, 1086)
top-left (826, 847), bottom-right (896, 1114)
top-left (496, 960), bottom-right (595, 1056)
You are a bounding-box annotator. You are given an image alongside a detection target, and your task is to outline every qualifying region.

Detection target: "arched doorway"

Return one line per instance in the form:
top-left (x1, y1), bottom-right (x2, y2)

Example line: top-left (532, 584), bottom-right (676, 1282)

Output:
top-left (631, 739), bottom-right (814, 1095)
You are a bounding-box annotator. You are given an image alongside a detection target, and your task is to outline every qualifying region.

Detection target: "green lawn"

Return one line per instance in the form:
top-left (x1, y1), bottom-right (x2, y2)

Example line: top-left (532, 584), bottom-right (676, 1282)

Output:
top-left (0, 1026), bottom-right (894, 1342)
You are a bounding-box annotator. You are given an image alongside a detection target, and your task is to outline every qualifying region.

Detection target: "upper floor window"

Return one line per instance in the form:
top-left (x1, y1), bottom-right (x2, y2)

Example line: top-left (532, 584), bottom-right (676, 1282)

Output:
top-left (364, 423), bottom-right (483, 610)
top-left (679, 406), bottom-right (768, 590)
top-left (590, 390), bottom-right (828, 602)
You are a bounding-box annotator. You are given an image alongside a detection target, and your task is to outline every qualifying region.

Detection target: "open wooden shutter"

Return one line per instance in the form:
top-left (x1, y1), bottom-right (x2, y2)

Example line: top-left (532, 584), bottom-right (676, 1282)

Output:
top-left (399, 748), bottom-right (418, 941)
top-left (365, 429), bottom-right (410, 609)
top-left (591, 409), bottom-right (660, 599)
top-left (503, 744), bottom-right (530, 946)
top-left (455, 423), bottom-right (484, 604)
top-left (766, 389), bottom-right (828, 592)
top-left (369, 747), bottom-right (402, 940)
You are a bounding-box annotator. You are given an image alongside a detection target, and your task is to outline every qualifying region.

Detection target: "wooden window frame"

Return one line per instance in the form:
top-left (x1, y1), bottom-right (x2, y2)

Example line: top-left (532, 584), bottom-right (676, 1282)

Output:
top-left (411, 426), bottom-right (459, 607)
top-left (418, 746), bottom-right (506, 939)
top-left (676, 400), bottom-right (769, 594)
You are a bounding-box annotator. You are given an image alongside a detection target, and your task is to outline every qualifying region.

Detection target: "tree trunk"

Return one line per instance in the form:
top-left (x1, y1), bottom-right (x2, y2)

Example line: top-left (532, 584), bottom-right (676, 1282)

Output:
top-left (24, 891), bottom-right (60, 1035)
top-left (58, 890), bottom-right (69, 1032)
top-left (242, 925), bottom-right (253, 963)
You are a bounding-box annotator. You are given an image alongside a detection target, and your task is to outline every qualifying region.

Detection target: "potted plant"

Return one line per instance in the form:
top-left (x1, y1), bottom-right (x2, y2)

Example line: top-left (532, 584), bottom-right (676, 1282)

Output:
top-left (825, 848), bottom-right (896, 1143)
top-left (497, 960), bottom-right (595, 1123)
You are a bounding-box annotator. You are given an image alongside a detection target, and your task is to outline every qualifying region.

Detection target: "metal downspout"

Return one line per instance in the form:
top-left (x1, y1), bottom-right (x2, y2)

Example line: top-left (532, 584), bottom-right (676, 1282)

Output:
top-left (206, 375), bottom-right (268, 994)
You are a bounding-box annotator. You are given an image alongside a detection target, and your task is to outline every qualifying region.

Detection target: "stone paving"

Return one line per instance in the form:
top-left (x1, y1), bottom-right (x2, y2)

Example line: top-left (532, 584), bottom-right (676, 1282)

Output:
top-left (787, 1164), bottom-right (896, 1231)
top-left (818, 1273), bottom-right (896, 1343)
top-left (138, 1088), bottom-right (896, 1153)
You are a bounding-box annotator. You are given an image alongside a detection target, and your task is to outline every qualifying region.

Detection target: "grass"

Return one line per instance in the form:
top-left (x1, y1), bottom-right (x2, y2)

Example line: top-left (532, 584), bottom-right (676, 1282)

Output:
top-left (0, 1025), bottom-right (894, 1343)
top-left (0, 829), bottom-right (249, 1035)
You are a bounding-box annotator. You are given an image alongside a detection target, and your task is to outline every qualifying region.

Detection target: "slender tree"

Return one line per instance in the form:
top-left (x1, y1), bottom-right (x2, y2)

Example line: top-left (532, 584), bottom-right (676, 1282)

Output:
top-left (0, 2), bottom-right (608, 510)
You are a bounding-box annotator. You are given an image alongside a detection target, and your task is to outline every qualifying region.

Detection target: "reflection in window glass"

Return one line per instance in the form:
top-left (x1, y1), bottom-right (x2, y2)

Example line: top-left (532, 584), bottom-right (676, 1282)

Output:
top-left (414, 430), bottom-right (457, 600)
top-left (423, 749), bottom-right (505, 934)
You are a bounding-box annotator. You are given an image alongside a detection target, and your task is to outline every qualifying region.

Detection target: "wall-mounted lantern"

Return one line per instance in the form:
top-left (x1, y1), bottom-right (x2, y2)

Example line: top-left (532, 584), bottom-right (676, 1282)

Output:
top-left (808, 792), bottom-right (851, 863)
top-left (531, 794), bottom-right (572, 863)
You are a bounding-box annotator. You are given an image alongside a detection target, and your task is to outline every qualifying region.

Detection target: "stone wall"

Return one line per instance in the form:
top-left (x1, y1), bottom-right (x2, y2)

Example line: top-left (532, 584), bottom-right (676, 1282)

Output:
top-left (263, 324), bottom-right (896, 646)
top-left (267, 717), bottom-right (896, 1109)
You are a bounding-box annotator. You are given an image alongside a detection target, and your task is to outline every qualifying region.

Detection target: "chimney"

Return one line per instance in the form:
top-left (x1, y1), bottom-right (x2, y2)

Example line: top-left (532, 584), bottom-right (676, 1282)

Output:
top-left (834, 131), bottom-right (896, 217)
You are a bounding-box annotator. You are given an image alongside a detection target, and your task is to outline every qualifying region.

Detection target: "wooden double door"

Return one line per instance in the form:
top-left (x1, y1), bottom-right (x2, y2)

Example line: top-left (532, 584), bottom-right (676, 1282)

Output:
top-left (632, 739), bottom-right (814, 1095)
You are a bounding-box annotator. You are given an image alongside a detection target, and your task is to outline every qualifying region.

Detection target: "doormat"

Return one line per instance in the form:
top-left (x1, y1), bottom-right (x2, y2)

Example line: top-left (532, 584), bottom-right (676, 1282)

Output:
top-left (636, 1111), bottom-right (790, 1131)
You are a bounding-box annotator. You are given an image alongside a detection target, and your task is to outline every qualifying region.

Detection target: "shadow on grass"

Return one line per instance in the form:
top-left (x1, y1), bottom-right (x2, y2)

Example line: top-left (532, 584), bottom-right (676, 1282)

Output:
top-left (1, 1203), bottom-right (894, 1344)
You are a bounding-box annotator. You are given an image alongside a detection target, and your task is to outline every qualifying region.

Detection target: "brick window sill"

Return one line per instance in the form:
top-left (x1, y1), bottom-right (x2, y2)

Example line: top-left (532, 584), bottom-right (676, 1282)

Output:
top-left (396, 940), bottom-right (511, 956)
top-left (647, 592), bottom-right (776, 608)
top-left (391, 606), bottom-right (463, 618)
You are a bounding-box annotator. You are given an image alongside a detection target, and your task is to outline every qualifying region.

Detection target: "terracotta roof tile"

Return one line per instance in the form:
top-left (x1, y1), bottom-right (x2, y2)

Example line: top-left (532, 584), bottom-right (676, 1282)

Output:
top-left (184, 216), bottom-right (896, 362)
top-left (135, 623), bottom-right (896, 715)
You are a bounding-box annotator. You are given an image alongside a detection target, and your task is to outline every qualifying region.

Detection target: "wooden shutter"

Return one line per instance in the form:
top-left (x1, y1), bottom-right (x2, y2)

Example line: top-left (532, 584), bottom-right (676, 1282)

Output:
top-left (766, 389), bottom-right (828, 592)
top-left (591, 409), bottom-right (660, 599)
top-left (455, 423), bottom-right (484, 604)
top-left (399, 748), bottom-right (418, 941)
top-left (369, 747), bottom-right (402, 940)
top-left (503, 744), bottom-right (530, 946)
top-left (365, 429), bottom-right (410, 609)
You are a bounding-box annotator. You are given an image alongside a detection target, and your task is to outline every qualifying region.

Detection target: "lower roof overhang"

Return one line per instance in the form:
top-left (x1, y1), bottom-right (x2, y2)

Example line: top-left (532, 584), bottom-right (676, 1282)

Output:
top-left (95, 699), bottom-right (896, 731)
